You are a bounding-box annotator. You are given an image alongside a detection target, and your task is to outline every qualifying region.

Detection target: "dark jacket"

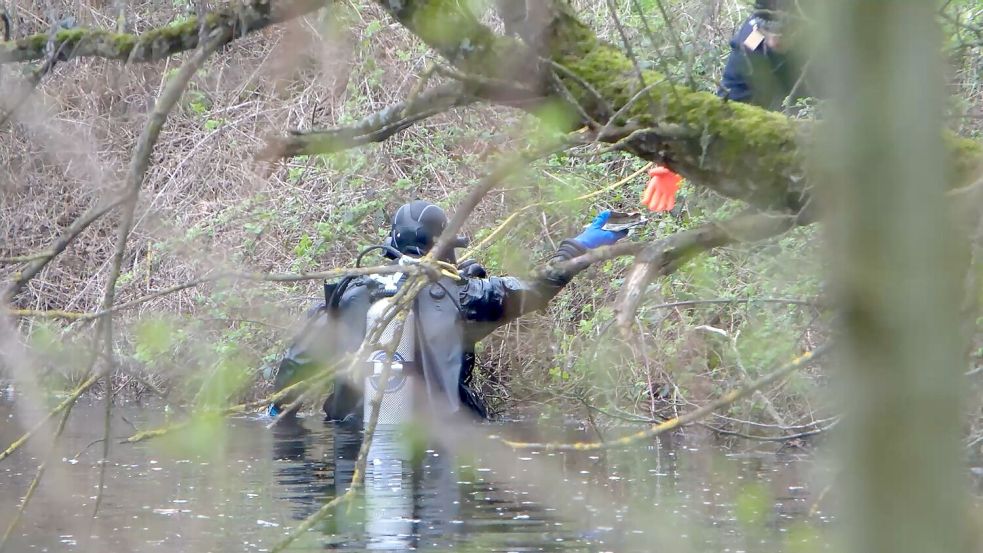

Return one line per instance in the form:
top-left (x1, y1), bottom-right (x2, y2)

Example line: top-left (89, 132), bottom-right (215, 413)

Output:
top-left (718, 16), bottom-right (808, 110)
top-left (273, 241), bottom-right (587, 421)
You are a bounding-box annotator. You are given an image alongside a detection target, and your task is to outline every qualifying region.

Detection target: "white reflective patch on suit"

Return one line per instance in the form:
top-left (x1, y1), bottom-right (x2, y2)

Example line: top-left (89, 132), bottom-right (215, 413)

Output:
top-left (368, 272), bottom-right (403, 294)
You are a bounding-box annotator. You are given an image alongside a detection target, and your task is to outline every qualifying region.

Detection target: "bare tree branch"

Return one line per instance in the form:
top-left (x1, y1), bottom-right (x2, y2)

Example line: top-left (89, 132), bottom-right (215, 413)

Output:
top-left (612, 212), bottom-right (800, 334)
top-left (262, 65), bottom-right (551, 160)
top-left (2, 195), bottom-right (128, 303)
top-left (703, 418), bottom-right (839, 443)
top-left (4, 264), bottom-right (410, 321)
top-left (260, 81), bottom-right (475, 159)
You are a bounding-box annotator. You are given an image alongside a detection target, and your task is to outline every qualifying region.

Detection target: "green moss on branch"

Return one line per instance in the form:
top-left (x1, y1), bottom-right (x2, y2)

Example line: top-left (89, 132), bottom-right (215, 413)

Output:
top-left (375, 0), bottom-right (538, 82)
top-left (0, 0), bottom-right (326, 64)
top-left (557, 40), bottom-right (803, 208)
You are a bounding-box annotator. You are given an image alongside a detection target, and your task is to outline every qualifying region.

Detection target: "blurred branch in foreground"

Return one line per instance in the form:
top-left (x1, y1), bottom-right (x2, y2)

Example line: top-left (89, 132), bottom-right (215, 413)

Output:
top-left (823, 1), bottom-right (970, 553)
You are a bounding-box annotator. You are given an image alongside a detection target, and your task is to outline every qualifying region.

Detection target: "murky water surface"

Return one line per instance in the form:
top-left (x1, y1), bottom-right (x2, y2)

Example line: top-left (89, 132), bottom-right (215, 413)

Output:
top-left (1, 398), bottom-right (832, 552)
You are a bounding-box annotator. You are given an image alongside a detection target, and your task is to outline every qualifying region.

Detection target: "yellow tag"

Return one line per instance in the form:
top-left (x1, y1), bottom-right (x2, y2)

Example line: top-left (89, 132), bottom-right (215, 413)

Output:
top-left (743, 28), bottom-right (765, 50)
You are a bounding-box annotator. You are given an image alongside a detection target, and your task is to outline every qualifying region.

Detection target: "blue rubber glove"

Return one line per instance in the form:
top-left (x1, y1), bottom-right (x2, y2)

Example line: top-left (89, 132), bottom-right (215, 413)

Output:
top-left (572, 211), bottom-right (629, 249)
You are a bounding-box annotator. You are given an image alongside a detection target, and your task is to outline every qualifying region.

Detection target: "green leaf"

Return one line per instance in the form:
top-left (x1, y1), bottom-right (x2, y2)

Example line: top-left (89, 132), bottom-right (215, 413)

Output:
top-left (294, 234), bottom-right (314, 258)
top-left (203, 118), bottom-right (224, 131)
top-left (134, 319), bottom-right (175, 364)
top-left (364, 19), bottom-right (383, 38)
top-left (195, 352), bottom-right (252, 410)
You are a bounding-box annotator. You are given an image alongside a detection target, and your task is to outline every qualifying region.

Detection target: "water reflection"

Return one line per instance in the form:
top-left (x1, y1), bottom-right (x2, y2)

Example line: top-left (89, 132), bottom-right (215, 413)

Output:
top-left (272, 422), bottom-right (562, 551)
top-left (0, 400), bottom-right (829, 552)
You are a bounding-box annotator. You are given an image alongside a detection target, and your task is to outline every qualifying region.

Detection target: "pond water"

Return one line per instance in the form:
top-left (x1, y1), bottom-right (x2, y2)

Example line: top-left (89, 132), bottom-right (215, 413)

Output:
top-left (0, 398), bottom-right (833, 552)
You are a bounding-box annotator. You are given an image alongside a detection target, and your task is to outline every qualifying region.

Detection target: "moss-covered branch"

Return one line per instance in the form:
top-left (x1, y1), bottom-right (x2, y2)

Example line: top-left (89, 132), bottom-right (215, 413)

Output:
top-left (374, 0), bottom-right (537, 81)
top-left (547, 13), bottom-right (983, 210)
top-left (374, 1), bottom-right (983, 212)
top-left (0, 0), bottom-right (326, 65)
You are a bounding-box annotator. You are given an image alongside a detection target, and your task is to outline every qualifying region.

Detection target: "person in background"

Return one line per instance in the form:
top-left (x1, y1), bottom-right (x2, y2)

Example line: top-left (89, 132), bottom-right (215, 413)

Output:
top-left (718, 0), bottom-right (810, 111)
top-left (641, 1), bottom-right (813, 215)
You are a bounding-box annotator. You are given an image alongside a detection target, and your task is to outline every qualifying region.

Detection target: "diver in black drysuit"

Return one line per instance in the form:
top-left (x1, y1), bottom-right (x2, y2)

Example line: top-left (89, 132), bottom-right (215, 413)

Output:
top-left (268, 200), bottom-right (627, 423)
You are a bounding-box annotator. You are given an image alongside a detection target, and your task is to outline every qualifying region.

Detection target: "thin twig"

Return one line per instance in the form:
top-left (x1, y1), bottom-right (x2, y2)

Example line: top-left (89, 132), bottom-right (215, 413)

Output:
top-left (91, 373), bottom-right (113, 517)
top-left (502, 344), bottom-right (829, 451)
top-left (645, 297), bottom-right (821, 310)
top-left (650, 0), bottom-right (697, 89)
top-left (71, 438), bottom-right (107, 461)
top-left (547, 60), bottom-right (612, 123)
top-left (261, 81), bottom-right (477, 159)
top-left (598, 80), bottom-right (665, 135)
top-left (460, 163), bottom-right (650, 259)
top-left (428, 135), bottom-right (579, 263)
top-left (604, 0), bottom-right (682, 115)
top-left (4, 265), bottom-right (412, 321)
top-left (613, 212), bottom-right (799, 335)
top-left (546, 62), bottom-right (601, 128)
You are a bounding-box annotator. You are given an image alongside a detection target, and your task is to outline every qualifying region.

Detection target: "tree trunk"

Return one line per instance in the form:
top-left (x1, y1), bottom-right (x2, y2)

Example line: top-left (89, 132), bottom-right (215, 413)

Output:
top-left (822, 2), bottom-right (970, 552)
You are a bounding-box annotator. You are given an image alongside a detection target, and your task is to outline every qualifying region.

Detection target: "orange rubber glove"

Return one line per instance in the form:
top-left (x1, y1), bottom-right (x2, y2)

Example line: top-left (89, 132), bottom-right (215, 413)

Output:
top-left (641, 165), bottom-right (682, 212)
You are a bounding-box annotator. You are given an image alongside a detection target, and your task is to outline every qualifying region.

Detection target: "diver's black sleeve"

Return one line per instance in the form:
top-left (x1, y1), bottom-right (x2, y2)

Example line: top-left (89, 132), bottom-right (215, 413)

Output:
top-left (458, 239), bottom-right (587, 328)
top-left (271, 304), bottom-right (330, 410)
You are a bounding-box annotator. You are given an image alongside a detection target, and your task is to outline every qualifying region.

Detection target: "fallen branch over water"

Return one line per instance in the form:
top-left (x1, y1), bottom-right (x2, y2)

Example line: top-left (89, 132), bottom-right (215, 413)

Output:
top-left (0, 371), bottom-right (101, 463)
top-left (703, 418), bottom-right (840, 442)
top-left (502, 343), bottom-right (830, 451)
